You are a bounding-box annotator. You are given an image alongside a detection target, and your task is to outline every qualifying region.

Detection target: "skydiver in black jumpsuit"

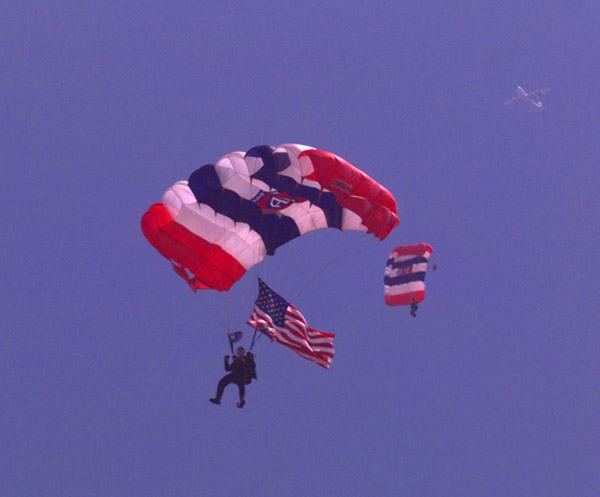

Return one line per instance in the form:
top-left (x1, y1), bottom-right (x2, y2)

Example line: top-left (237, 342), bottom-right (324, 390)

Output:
top-left (209, 347), bottom-right (256, 408)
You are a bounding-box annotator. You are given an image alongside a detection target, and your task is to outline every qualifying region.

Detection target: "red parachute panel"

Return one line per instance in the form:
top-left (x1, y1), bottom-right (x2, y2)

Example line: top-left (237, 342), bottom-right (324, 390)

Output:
top-left (302, 149), bottom-right (399, 239)
top-left (141, 203), bottom-right (246, 291)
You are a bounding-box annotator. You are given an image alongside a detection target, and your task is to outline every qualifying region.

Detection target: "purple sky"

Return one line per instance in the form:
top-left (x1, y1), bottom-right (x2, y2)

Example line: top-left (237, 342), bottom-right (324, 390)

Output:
top-left (3, 2), bottom-right (599, 496)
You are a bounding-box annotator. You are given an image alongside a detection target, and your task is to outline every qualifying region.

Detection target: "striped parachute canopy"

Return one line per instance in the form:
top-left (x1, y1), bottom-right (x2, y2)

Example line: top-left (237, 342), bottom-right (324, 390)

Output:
top-left (384, 243), bottom-right (433, 306)
top-left (141, 144), bottom-right (399, 291)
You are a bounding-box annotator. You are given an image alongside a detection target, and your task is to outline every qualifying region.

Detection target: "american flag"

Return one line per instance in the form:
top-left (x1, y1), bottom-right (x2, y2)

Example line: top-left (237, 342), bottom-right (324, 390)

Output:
top-left (247, 278), bottom-right (335, 369)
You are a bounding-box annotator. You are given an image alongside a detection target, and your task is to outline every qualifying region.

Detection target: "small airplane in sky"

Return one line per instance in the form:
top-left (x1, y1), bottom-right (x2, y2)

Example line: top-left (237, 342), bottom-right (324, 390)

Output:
top-left (504, 86), bottom-right (551, 113)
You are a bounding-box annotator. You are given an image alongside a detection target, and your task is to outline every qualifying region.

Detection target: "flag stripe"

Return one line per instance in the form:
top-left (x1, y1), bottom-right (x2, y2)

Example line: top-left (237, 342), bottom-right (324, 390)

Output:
top-left (247, 279), bottom-right (335, 368)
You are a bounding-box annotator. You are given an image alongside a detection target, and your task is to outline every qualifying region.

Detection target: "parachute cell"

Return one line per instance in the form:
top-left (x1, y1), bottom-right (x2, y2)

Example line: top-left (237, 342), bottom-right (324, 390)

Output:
top-left (384, 244), bottom-right (433, 306)
top-left (142, 144), bottom-right (399, 291)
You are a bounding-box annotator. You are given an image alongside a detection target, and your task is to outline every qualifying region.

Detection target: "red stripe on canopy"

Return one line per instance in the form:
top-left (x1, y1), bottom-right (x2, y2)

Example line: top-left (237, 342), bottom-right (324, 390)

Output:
top-left (301, 149), bottom-right (399, 239)
top-left (141, 202), bottom-right (246, 291)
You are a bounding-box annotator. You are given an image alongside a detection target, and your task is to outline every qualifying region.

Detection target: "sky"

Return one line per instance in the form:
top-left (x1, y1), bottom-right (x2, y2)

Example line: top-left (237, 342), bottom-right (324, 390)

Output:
top-left (2, 2), bottom-right (599, 496)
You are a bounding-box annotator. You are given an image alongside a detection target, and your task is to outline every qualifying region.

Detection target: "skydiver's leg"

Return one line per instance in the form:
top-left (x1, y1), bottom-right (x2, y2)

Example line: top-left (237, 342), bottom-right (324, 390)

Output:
top-left (214, 374), bottom-right (235, 401)
top-left (236, 382), bottom-right (246, 408)
top-left (236, 382), bottom-right (245, 399)
top-left (410, 301), bottom-right (418, 317)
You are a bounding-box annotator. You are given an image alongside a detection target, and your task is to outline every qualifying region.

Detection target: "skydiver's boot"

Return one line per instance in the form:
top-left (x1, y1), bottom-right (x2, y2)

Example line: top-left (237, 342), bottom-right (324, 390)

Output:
top-left (237, 396), bottom-right (245, 408)
top-left (209, 398), bottom-right (221, 405)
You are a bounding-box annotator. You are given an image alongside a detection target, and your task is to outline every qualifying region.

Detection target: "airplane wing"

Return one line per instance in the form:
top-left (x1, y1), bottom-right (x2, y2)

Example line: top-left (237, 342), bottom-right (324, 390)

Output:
top-left (529, 87), bottom-right (551, 99)
top-left (503, 96), bottom-right (521, 106)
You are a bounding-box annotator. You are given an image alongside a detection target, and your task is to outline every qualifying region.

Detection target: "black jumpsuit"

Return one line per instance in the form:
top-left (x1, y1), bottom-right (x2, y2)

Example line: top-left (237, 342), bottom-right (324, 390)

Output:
top-left (213, 354), bottom-right (256, 401)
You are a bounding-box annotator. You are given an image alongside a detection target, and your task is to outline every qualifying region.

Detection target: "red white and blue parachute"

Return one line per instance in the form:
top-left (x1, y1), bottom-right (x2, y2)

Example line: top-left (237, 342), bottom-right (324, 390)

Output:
top-left (141, 144), bottom-right (399, 291)
top-left (384, 244), bottom-right (433, 306)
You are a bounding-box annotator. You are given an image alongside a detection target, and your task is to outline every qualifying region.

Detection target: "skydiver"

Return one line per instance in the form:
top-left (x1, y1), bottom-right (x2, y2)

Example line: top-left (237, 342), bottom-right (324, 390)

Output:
top-left (410, 299), bottom-right (418, 317)
top-left (209, 346), bottom-right (257, 408)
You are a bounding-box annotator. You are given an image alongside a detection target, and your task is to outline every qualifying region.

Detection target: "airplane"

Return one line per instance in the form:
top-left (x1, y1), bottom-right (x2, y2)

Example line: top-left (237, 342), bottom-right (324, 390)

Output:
top-left (504, 86), bottom-right (551, 112)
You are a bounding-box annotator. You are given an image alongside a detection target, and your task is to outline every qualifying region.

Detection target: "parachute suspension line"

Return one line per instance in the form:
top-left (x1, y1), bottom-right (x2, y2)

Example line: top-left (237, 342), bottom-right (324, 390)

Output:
top-left (288, 232), bottom-right (376, 303)
top-left (225, 292), bottom-right (231, 332)
top-left (222, 266), bottom-right (255, 333)
top-left (229, 222), bottom-right (262, 328)
top-left (257, 174), bottom-right (288, 291)
top-left (255, 194), bottom-right (333, 298)
top-left (220, 200), bottom-right (259, 332)
top-left (237, 263), bottom-right (259, 326)
top-left (195, 294), bottom-right (227, 330)
top-left (231, 196), bottom-right (252, 328)
top-left (253, 171), bottom-right (328, 294)
top-left (249, 328), bottom-right (260, 351)
top-left (224, 203), bottom-right (240, 332)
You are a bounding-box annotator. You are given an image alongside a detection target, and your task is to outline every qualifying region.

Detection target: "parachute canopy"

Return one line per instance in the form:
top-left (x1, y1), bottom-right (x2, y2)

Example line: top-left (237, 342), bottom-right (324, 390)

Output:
top-left (142, 144), bottom-right (399, 291)
top-left (384, 243), bottom-right (433, 306)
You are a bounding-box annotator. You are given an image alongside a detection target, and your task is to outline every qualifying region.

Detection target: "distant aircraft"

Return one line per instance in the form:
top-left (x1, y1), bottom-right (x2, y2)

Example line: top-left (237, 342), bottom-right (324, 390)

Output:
top-left (504, 86), bottom-right (551, 113)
